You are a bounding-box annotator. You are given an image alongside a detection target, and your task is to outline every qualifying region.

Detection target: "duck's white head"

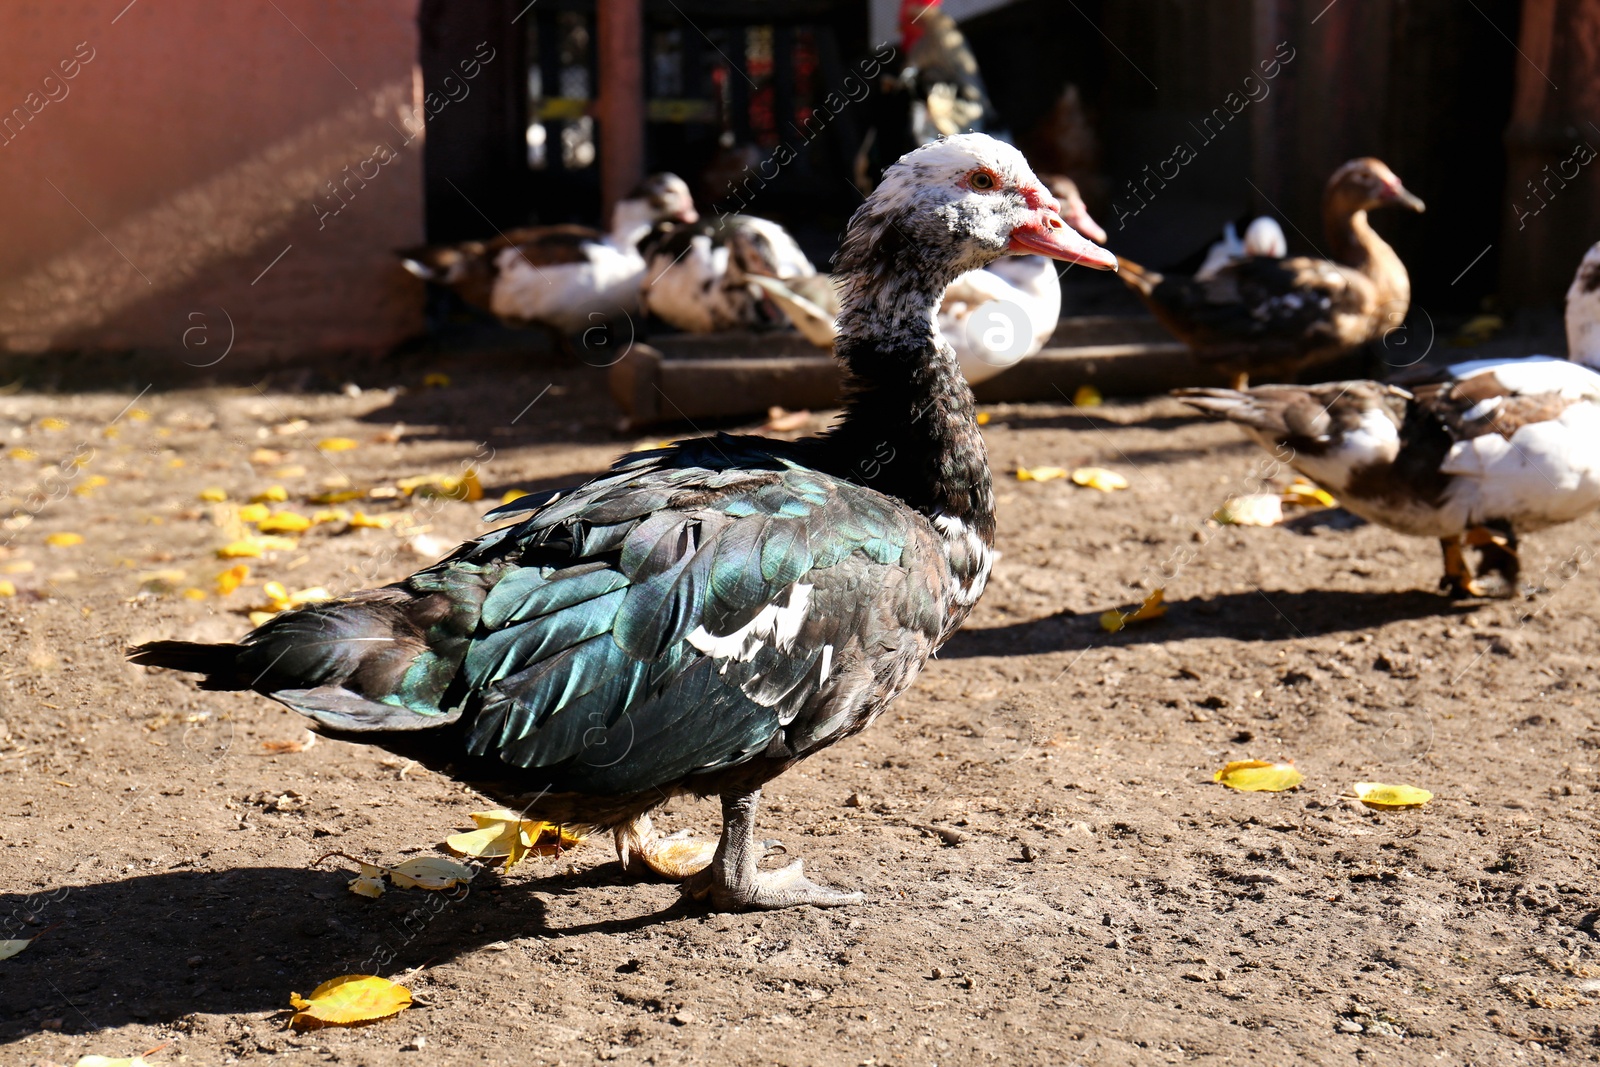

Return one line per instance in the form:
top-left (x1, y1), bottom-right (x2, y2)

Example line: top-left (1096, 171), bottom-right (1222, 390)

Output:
top-left (838, 134), bottom-right (1117, 282)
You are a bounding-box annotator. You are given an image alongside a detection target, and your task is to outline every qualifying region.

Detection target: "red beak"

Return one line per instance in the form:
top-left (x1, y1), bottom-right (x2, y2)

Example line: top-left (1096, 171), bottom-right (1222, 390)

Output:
top-left (1008, 208), bottom-right (1118, 270)
top-left (1062, 204), bottom-right (1107, 245)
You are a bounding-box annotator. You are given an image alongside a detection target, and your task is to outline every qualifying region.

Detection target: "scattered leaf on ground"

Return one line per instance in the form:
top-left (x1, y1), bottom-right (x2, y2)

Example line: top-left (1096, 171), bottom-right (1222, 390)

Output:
top-left (1071, 467), bottom-right (1129, 492)
top-left (311, 489), bottom-right (366, 505)
top-left (347, 864), bottom-right (387, 899)
top-left (446, 810), bottom-right (585, 869)
top-left (262, 729), bottom-right (317, 754)
top-left (251, 485), bottom-right (289, 504)
top-left (0, 581), bottom-right (16, 597)
top-left (1214, 494), bottom-right (1283, 526)
top-left (499, 489), bottom-right (529, 506)
top-left (1016, 465), bottom-right (1069, 482)
top-left (72, 1058), bottom-right (152, 1067)
top-left (1282, 480), bottom-right (1337, 508)
top-left (397, 468), bottom-right (482, 502)
top-left (236, 503), bottom-right (271, 524)
top-left (8, 448), bottom-right (37, 461)
top-left (214, 564), bottom-right (250, 596)
top-left (249, 448), bottom-right (286, 465)
top-left (1100, 588), bottom-right (1167, 633)
top-left (317, 437), bottom-right (360, 452)
top-left (72, 475), bottom-right (109, 497)
top-left (423, 372), bottom-right (452, 388)
top-left (975, 411), bottom-right (991, 425)
top-left (1352, 782), bottom-right (1433, 809)
top-left (289, 974), bottom-right (412, 1029)
top-left (37, 417), bottom-right (68, 431)
top-left (1073, 384), bottom-right (1103, 407)
top-left (46, 532), bottom-right (84, 547)
top-left (217, 536), bottom-right (298, 559)
top-left (198, 487), bottom-right (228, 503)
top-left (388, 856), bottom-right (477, 890)
top-left (256, 582), bottom-right (331, 614)
top-left (1214, 760), bottom-right (1305, 792)
top-left (257, 511), bottom-right (312, 534)
top-left (348, 512), bottom-right (393, 529)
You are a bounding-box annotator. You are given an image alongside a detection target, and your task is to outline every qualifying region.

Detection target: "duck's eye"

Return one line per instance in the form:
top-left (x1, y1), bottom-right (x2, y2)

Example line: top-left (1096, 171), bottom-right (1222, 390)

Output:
top-left (968, 170), bottom-right (998, 191)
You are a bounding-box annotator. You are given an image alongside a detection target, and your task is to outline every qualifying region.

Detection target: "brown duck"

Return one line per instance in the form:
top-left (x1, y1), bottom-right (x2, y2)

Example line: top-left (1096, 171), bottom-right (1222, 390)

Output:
top-left (1118, 158), bottom-right (1424, 388)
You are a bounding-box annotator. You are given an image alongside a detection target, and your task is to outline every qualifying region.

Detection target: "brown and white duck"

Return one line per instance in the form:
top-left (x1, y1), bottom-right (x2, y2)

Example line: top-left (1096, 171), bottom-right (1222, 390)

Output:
top-left (1177, 357), bottom-right (1600, 597)
top-left (1120, 158), bottom-right (1425, 387)
top-left (398, 173), bottom-right (697, 338)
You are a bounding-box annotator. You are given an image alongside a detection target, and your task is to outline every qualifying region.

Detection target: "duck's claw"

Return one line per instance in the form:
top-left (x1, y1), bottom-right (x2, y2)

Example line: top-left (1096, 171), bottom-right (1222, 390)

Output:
top-left (614, 814), bottom-right (717, 880)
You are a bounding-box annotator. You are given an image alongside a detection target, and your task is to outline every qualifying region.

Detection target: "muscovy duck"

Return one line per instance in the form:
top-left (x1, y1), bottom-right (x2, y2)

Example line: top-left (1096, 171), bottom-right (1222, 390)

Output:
top-left (637, 213), bottom-right (815, 334)
top-left (1565, 241), bottom-right (1600, 369)
top-left (1194, 217), bottom-right (1288, 281)
top-left (398, 173), bottom-right (697, 338)
top-left (1118, 159), bottom-right (1425, 388)
top-left (130, 134), bottom-right (1117, 911)
top-left (751, 176), bottom-right (1104, 384)
top-left (1176, 357), bottom-right (1600, 597)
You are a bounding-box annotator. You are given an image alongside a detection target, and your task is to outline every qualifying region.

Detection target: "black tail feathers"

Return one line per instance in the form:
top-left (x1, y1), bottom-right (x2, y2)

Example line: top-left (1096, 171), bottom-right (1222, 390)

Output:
top-left (127, 641), bottom-right (249, 690)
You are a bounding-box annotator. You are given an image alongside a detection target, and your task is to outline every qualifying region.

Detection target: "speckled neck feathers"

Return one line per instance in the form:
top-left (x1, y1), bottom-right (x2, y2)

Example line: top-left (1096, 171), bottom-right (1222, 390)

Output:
top-left (817, 196), bottom-right (996, 542)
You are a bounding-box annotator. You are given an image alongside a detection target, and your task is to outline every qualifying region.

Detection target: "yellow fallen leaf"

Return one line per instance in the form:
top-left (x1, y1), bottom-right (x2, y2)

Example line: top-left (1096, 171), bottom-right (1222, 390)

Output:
top-left (0, 580), bottom-right (16, 597)
top-left (1016, 465), bottom-right (1069, 482)
top-left (271, 464), bottom-right (308, 479)
top-left (1100, 588), bottom-right (1167, 633)
top-left (101, 425), bottom-right (120, 439)
top-left (1352, 782), bottom-right (1433, 809)
top-left (236, 503), bottom-right (271, 523)
top-left (398, 468), bottom-right (482, 502)
top-left (1214, 760), bottom-right (1305, 792)
top-left (257, 511), bottom-right (312, 534)
top-left (311, 489), bottom-right (367, 505)
top-left (1071, 467), bottom-right (1129, 492)
top-left (249, 448), bottom-right (285, 465)
top-left (248, 610), bottom-right (277, 626)
top-left (289, 974), bottom-right (412, 1029)
top-left (215, 563), bottom-right (250, 596)
top-left (71, 475), bottom-right (110, 497)
top-left (423, 372), bottom-right (452, 388)
top-left (199, 487), bottom-right (228, 503)
top-left (348, 864), bottom-right (387, 899)
top-left (251, 485), bottom-right (289, 504)
top-left (1283, 480), bottom-right (1337, 508)
top-left (73, 1058), bottom-right (152, 1067)
top-left (1073, 384), bottom-right (1103, 407)
top-left (445, 809), bottom-right (584, 869)
top-left (975, 412), bottom-right (991, 425)
top-left (499, 489), bottom-right (530, 506)
top-left (36, 417), bottom-right (68, 431)
top-left (2, 561), bottom-right (33, 574)
top-left (167, 457), bottom-right (185, 469)
top-left (182, 588), bottom-right (207, 601)
top-left (127, 408), bottom-right (152, 422)
top-left (311, 508), bottom-right (349, 524)
top-left (256, 582), bottom-right (331, 614)
top-left (348, 511), bottom-right (393, 529)
top-left (1214, 494), bottom-right (1283, 526)
top-left (8, 448), bottom-right (37, 461)
top-left (318, 437), bottom-right (360, 452)
top-left (45, 532), bottom-right (83, 548)
top-left (388, 856), bottom-right (477, 890)
top-left (71, 451), bottom-right (95, 469)
top-left (217, 536), bottom-right (298, 559)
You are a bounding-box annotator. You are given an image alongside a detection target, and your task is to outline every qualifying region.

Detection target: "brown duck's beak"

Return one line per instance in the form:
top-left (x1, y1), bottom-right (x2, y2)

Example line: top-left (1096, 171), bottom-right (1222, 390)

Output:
top-left (1390, 184), bottom-right (1425, 213)
top-left (1008, 207), bottom-right (1118, 270)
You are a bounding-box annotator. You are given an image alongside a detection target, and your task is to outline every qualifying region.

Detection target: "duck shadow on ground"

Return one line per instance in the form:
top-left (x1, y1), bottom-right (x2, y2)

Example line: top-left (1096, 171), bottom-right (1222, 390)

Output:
top-left (0, 862), bottom-right (689, 1042)
top-left (942, 588), bottom-right (1475, 659)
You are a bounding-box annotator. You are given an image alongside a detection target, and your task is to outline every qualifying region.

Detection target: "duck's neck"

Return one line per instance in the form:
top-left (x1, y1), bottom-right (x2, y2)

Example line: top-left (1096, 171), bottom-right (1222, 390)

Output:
top-left (820, 267), bottom-right (996, 544)
top-left (1326, 205), bottom-right (1410, 311)
top-left (607, 198), bottom-right (654, 250)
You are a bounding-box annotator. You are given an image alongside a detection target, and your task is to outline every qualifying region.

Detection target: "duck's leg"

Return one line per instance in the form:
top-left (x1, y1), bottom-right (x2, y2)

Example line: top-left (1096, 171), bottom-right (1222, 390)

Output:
top-left (1439, 535), bottom-right (1486, 598)
top-left (613, 813), bottom-right (717, 880)
top-left (684, 788), bottom-right (864, 910)
top-left (1466, 521), bottom-right (1520, 594)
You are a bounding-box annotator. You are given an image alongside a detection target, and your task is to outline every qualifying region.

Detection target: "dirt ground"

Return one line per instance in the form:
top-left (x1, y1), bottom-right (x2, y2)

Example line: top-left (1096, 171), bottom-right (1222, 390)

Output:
top-left (2, 345), bottom-right (1598, 1066)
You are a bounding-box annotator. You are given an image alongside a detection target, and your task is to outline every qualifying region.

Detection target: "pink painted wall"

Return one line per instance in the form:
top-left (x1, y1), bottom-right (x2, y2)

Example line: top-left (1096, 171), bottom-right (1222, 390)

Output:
top-left (0, 0), bottom-right (426, 362)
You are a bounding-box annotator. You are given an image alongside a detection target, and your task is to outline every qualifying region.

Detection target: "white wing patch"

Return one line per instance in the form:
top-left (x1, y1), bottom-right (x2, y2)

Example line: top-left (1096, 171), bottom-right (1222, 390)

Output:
top-left (932, 513), bottom-right (994, 608)
top-left (687, 583), bottom-right (813, 663)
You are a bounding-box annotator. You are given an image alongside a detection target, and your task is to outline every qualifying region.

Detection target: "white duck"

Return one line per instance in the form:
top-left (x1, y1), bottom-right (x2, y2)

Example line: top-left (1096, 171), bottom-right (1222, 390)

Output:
top-left (399, 173), bottom-right (698, 338)
top-left (750, 174), bottom-right (1105, 385)
top-left (1565, 241), bottom-right (1600, 368)
top-left (1194, 216), bottom-right (1289, 281)
top-left (1178, 357), bottom-right (1600, 597)
top-left (638, 214), bottom-right (817, 334)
